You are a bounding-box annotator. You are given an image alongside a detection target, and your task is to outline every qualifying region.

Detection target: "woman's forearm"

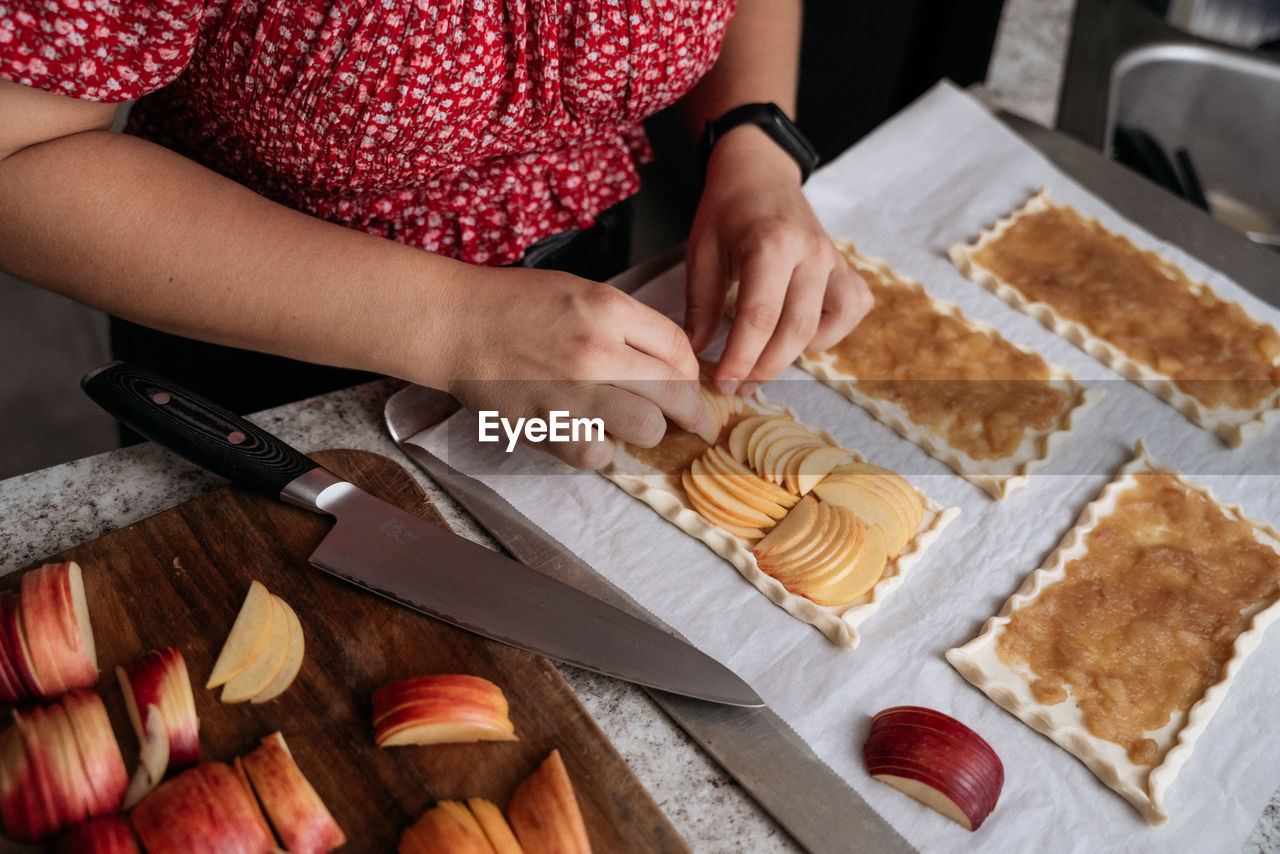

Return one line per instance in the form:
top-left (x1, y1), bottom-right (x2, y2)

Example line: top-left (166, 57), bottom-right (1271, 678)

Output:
top-left (0, 127), bottom-right (474, 388)
top-left (679, 0), bottom-right (803, 131)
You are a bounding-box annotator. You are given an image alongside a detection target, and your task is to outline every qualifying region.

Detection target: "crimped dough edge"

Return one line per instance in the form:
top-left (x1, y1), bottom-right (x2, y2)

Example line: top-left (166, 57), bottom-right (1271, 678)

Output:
top-left (946, 441), bottom-right (1280, 823)
top-left (798, 241), bottom-right (1104, 500)
top-left (949, 189), bottom-right (1280, 447)
top-left (601, 392), bottom-right (959, 648)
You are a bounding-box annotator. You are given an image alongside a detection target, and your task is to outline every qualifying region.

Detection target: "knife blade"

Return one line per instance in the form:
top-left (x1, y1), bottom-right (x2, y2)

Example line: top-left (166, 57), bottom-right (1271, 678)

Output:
top-left (384, 382), bottom-right (917, 854)
top-left (81, 361), bottom-right (761, 708)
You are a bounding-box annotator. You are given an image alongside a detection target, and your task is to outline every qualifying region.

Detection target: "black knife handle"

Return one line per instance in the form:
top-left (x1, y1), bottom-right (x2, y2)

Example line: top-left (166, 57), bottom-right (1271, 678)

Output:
top-left (81, 361), bottom-right (320, 498)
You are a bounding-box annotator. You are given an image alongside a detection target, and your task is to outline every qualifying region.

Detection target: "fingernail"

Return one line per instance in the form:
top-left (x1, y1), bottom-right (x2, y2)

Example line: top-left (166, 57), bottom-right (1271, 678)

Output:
top-left (717, 378), bottom-right (739, 396)
top-left (739, 381), bottom-right (759, 397)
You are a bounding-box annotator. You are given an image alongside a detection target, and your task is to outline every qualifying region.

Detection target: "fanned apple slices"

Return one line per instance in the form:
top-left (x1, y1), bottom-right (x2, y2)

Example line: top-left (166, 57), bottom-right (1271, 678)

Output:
top-left (206, 581), bottom-right (305, 704)
top-left (683, 413), bottom-right (927, 608)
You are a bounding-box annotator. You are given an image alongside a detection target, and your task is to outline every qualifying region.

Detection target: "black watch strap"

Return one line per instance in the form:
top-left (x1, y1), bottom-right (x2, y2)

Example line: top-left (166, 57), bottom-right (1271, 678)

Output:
top-left (700, 102), bottom-right (820, 183)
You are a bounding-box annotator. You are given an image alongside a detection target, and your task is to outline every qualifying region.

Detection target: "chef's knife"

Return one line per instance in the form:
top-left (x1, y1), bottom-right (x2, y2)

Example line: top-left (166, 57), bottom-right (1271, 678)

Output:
top-left (81, 361), bottom-right (761, 708)
top-left (384, 382), bottom-right (917, 854)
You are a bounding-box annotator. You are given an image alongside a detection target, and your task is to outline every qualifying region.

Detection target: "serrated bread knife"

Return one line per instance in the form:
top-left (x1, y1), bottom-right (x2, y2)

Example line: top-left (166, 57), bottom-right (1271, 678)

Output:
top-left (81, 361), bottom-right (761, 708)
top-left (384, 382), bottom-right (917, 854)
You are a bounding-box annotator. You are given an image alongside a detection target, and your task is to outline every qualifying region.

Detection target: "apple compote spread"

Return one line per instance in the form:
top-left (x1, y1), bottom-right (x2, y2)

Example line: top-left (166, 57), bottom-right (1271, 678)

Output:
top-left (997, 473), bottom-right (1280, 765)
top-left (970, 202), bottom-right (1280, 410)
top-left (830, 264), bottom-right (1069, 460)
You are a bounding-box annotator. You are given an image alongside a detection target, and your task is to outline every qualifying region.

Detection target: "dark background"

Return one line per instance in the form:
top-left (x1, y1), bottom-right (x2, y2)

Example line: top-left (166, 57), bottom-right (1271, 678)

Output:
top-left (638, 0), bottom-right (1008, 250)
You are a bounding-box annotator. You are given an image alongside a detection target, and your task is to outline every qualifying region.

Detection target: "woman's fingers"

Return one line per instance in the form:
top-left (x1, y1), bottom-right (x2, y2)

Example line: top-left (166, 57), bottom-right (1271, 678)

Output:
top-left (713, 240), bottom-right (795, 395)
top-left (682, 238), bottom-right (730, 355)
top-left (807, 257), bottom-right (873, 354)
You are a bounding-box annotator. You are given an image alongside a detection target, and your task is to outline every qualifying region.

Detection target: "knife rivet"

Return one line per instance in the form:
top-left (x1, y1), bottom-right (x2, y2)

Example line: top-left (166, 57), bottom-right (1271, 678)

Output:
top-left (227, 431), bottom-right (247, 445)
top-left (152, 392), bottom-right (171, 405)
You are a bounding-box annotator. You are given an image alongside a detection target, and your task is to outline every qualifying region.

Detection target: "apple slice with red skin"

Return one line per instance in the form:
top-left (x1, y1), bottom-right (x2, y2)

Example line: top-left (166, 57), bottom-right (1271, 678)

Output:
top-left (400, 800), bottom-right (498, 854)
top-left (374, 674), bottom-right (517, 747)
top-left (20, 561), bottom-right (98, 695)
top-left (863, 706), bottom-right (1003, 831)
top-left (131, 762), bottom-right (275, 854)
top-left (2, 707), bottom-right (62, 841)
top-left (52, 814), bottom-right (142, 854)
top-left (507, 749), bottom-right (592, 854)
top-left (467, 797), bottom-right (526, 854)
top-left (118, 647), bottom-right (200, 805)
top-left (0, 589), bottom-right (32, 703)
top-left (240, 732), bottom-right (346, 854)
top-left (61, 689), bottom-right (128, 817)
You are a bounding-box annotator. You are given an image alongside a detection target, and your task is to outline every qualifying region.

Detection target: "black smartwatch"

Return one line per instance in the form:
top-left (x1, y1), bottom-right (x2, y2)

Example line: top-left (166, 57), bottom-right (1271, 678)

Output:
top-left (700, 102), bottom-right (820, 183)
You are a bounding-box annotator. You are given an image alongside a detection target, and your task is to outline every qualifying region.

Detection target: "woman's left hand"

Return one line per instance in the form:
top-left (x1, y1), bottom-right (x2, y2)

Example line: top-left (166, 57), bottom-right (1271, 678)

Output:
top-left (683, 125), bottom-right (873, 396)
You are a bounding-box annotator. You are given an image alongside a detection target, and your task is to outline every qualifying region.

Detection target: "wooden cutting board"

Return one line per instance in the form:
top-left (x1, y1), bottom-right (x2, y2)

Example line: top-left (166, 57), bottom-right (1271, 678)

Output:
top-left (7, 449), bottom-right (690, 853)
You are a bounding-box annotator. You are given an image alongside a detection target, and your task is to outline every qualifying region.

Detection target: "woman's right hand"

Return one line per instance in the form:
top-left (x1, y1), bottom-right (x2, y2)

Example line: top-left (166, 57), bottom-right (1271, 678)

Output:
top-left (432, 266), bottom-right (711, 469)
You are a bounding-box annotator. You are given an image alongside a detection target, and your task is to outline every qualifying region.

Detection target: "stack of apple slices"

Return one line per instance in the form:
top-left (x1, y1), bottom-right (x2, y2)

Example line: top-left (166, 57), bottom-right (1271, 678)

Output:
top-left (117, 648), bottom-right (200, 807)
top-left (400, 749), bottom-right (590, 854)
top-left (51, 814), bottom-right (141, 853)
top-left (206, 580), bottom-right (306, 704)
top-left (693, 382), bottom-right (751, 444)
top-left (0, 561), bottom-right (98, 702)
top-left (240, 732), bottom-right (348, 853)
top-left (681, 446), bottom-right (798, 541)
top-left (0, 689), bottom-right (128, 842)
top-left (374, 674), bottom-right (518, 747)
top-left (728, 414), bottom-right (853, 493)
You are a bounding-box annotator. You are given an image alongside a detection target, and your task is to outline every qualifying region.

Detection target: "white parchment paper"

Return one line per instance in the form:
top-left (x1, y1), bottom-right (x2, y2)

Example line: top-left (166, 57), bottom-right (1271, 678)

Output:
top-left (416, 83), bottom-right (1280, 853)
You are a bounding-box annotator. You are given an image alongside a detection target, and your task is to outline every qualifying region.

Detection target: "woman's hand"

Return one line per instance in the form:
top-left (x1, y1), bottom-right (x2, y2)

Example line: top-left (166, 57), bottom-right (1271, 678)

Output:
top-left (438, 266), bottom-right (710, 469)
top-left (684, 126), bottom-right (872, 396)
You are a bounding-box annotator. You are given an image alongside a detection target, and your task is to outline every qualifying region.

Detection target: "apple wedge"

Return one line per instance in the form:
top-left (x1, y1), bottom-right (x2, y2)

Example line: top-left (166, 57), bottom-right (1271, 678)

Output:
top-left (467, 797), bottom-right (526, 854)
top-left (118, 648), bottom-right (200, 808)
top-left (863, 706), bottom-right (1003, 831)
top-left (700, 446), bottom-right (798, 508)
top-left (52, 814), bottom-right (142, 853)
top-left (830, 462), bottom-right (924, 537)
top-left (373, 674), bottom-right (517, 747)
top-left (507, 750), bottom-right (592, 854)
top-left (758, 504), bottom-right (857, 587)
top-left (61, 689), bottom-right (128, 818)
top-left (11, 703), bottom-right (92, 836)
top-left (252, 596), bottom-right (306, 703)
top-left (222, 595), bottom-right (291, 703)
top-left (0, 589), bottom-right (33, 703)
top-left (752, 495), bottom-right (821, 559)
top-left (131, 762), bottom-right (275, 854)
top-left (207, 579), bottom-right (276, 690)
top-left (401, 800), bottom-right (498, 854)
top-left (680, 472), bottom-right (768, 541)
top-left (813, 476), bottom-right (910, 555)
top-left (240, 732), bottom-right (346, 854)
top-left (20, 561), bottom-right (98, 695)
top-left (803, 522), bottom-right (889, 607)
top-left (687, 459), bottom-right (787, 522)
top-left (794, 446), bottom-right (855, 496)
top-left (727, 415), bottom-right (776, 463)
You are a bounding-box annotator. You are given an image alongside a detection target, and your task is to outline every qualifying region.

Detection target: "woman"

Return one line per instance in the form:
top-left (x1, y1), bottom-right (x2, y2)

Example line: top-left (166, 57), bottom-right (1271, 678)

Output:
top-left (0, 0), bottom-right (870, 467)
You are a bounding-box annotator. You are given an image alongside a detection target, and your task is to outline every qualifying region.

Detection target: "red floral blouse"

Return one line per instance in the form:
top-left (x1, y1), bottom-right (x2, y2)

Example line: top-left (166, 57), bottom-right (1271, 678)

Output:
top-left (1, 0), bottom-right (735, 264)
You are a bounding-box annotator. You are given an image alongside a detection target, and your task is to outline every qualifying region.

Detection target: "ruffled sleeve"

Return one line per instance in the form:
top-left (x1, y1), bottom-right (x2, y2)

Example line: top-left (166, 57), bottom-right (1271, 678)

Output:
top-left (0, 0), bottom-right (206, 102)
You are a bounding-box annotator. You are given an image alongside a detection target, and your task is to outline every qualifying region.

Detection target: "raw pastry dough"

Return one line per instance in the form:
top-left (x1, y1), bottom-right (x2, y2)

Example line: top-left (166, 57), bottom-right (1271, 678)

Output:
top-left (950, 190), bottom-right (1280, 447)
top-left (797, 242), bottom-right (1101, 499)
top-left (602, 393), bottom-right (958, 648)
top-left (947, 444), bottom-right (1280, 823)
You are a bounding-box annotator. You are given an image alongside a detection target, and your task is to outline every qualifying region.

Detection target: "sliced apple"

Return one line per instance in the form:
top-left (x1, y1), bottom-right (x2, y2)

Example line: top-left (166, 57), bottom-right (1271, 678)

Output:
top-left (21, 561), bottom-right (98, 695)
top-left (207, 579), bottom-right (276, 690)
top-left (12, 703), bottom-right (91, 836)
top-left (507, 750), bottom-right (592, 854)
top-left (52, 814), bottom-right (142, 853)
top-left (700, 447), bottom-right (798, 508)
top-left (758, 434), bottom-right (825, 487)
top-left (131, 762), bottom-right (275, 854)
top-left (693, 386), bottom-right (723, 444)
top-left (831, 462), bottom-right (924, 537)
top-left (0, 589), bottom-right (32, 703)
top-left (400, 800), bottom-right (497, 854)
top-left (863, 706), bottom-right (1004, 831)
top-left (241, 732), bottom-right (346, 854)
top-left (758, 503), bottom-right (853, 587)
top-left (61, 689), bottom-right (128, 818)
top-left (221, 595), bottom-right (291, 703)
top-left (794, 446), bottom-right (855, 496)
top-left (688, 458), bottom-right (787, 522)
top-left (118, 648), bottom-right (200, 770)
top-left (753, 495), bottom-right (821, 558)
top-left (748, 420), bottom-right (813, 476)
top-left (813, 477), bottom-right (910, 555)
top-left (252, 596), bottom-right (305, 703)
top-left (467, 797), bottom-right (526, 854)
top-left (727, 415), bottom-right (775, 463)
top-left (373, 674), bottom-right (517, 747)
top-left (680, 472), bottom-right (768, 541)
top-left (804, 522), bottom-right (889, 607)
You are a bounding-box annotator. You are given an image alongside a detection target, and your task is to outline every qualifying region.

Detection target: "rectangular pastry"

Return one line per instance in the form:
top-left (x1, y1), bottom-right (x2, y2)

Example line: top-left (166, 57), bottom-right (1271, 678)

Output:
top-left (946, 443), bottom-right (1280, 823)
top-left (603, 381), bottom-right (958, 647)
top-left (950, 190), bottom-right (1280, 446)
top-left (797, 242), bottom-right (1102, 499)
